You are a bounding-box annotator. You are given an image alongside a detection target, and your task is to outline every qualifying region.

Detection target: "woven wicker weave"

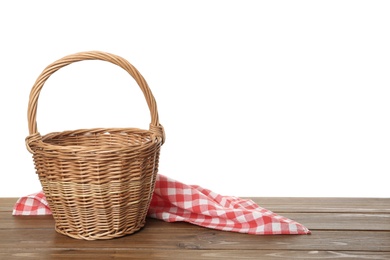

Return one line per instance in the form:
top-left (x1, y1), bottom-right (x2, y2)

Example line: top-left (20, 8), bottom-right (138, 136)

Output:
top-left (25, 51), bottom-right (165, 240)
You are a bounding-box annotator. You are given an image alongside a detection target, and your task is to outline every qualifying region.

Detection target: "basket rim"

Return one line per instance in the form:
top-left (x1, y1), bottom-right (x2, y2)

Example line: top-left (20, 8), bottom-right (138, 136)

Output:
top-left (26, 127), bottom-right (162, 155)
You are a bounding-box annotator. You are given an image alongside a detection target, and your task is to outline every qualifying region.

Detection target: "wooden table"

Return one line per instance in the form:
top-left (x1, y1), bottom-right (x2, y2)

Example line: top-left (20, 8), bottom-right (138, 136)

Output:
top-left (1, 197), bottom-right (389, 259)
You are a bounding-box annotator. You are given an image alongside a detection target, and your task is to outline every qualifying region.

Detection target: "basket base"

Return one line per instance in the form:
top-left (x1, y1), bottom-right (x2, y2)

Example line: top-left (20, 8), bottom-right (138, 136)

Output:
top-left (55, 221), bottom-right (146, 240)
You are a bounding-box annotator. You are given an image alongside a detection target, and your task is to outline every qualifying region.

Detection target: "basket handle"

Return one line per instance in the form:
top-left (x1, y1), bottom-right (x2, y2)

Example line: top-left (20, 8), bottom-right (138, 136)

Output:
top-left (27, 51), bottom-right (164, 144)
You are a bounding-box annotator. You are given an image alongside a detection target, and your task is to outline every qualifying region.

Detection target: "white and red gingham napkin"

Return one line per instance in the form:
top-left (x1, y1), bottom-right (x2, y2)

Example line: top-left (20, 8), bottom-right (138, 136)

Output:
top-left (13, 174), bottom-right (310, 235)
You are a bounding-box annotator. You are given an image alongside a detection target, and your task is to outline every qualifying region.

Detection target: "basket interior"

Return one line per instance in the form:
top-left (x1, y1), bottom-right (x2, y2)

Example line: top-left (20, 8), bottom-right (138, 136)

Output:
top-left (41, 128), bottom-right (154, 150)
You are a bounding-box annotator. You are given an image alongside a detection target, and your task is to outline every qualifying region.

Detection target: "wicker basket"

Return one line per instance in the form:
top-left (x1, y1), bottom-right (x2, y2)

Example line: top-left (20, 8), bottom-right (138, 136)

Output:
top-left (25, 51), bottom-right (165, 240)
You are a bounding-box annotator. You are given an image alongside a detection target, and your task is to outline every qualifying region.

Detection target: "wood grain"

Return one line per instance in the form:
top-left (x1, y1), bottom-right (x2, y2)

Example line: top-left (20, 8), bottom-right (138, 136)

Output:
top-left (0, 228), bottom-right (388, 251)
top-left (1, 197), bottom-right (389, 259)
top-left (1, 249), bottom-right (390, 260)
top-left (2, 212), bottom-right (389, 231)
top-left (249, 197), bottom-right (390, 213)
top-left (4, 197), bottom-right (389, 213)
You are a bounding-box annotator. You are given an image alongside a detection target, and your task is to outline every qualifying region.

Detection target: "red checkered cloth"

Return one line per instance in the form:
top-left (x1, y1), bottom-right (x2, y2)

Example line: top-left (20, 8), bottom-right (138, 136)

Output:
top-left (13, 191), bottom-right (52, 215)
top-left (13, 174), bottom-right (310, 235)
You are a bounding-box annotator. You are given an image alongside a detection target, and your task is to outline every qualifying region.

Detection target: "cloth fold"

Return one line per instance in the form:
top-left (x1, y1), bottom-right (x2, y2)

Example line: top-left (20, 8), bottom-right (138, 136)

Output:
top-left (13, 174), bottom-right (310, 235)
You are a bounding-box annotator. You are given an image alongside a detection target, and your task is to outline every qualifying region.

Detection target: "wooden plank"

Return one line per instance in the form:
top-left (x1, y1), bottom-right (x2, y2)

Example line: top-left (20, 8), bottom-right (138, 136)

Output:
top-left (2, 212), bottom-right (389, 231)
top-left (287, 212), bottom-right (390, 231)
top-left (0, 198), bottom-right (17, 211)
top-left (1, 215), bottom-right (55, 229)
top-left (3, 197), bottom-right (390, 213)
top-left (1, 249), bottom-right (390, 260)
top-left (0, 228), bottom-right (388, 252)
top-left (249, 197), bottom-right (390, 213)
top-left (1, 197), bottom-right (389, 259)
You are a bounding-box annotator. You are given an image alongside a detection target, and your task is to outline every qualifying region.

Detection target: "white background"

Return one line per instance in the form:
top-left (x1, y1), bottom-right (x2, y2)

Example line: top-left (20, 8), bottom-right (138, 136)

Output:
top-left (0, 1), bottom-right (389, 197)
